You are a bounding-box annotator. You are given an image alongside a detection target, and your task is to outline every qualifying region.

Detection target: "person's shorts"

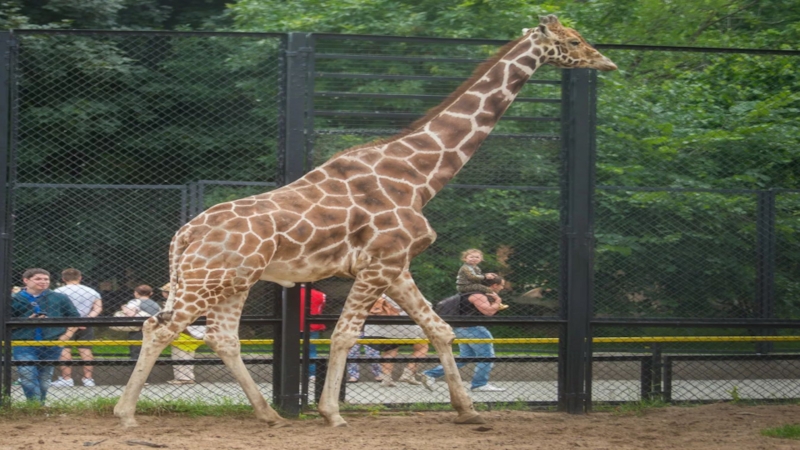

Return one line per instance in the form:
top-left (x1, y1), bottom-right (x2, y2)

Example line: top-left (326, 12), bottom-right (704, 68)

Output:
top-left (362, 336), bottom-right (400, 353)
top-left (67, 327), bottom-right (94, 349)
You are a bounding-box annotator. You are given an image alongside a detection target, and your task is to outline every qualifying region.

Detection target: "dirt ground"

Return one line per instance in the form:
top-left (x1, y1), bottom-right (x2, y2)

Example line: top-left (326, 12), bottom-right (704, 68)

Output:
top-left (2, 403), bottom-right (800, 450)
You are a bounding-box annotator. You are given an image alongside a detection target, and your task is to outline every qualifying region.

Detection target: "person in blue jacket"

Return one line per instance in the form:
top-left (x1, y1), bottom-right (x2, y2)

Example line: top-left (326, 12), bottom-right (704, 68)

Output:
top-left (10, 268), bottom-right (80, 403)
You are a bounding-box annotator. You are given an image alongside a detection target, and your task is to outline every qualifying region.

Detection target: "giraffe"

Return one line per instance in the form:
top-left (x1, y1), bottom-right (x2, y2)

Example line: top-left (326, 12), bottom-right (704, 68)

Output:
top-left (114, 14), bottom-right (616, 428)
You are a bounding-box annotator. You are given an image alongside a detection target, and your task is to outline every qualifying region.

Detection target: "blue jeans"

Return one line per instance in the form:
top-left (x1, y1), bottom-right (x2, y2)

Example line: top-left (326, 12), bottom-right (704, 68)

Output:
top-left (423, 326), bottom-right (495, 389)
top-left (303, 331), bottom-right (320, 377)
top-left (13, 346), bottom-right (62, 403)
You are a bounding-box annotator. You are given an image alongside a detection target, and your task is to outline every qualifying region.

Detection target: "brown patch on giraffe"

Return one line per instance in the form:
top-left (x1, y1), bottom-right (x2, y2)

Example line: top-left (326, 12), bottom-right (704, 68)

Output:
top-left (305, 225), bottom-right (347, 254)
top-left (231, 204), bottom-right (257, 218)
top-left (447, 93), bottom-right (481, 116)
top-left (485, 90), bottom-right (512, 117)
top-left (348, 224), bottom-right (375, 248)
top-left (407, 153), bottom-right (441, 175)
top-left (224, 217), bottom-right (252, 234)
top-left (349, 175), bottom-right (380, 195)
top-left (473, 64), bottom-right (508, 92)
top-left (242, 233), bottom-right (262, 253)
top-left (319, 194), bottom-right (351, 208)
top-left (196, 242), bottom-right (224, 260)
top-left (348, 206), bottom-right (370, 229)
top-left (409, 235), bottom-right (434, 258)
top-left (249, 217), bottom-right (275, 240)
top-left (352, 188), bottom-right (392, 214)
top-left (285, 218), bottom-right (314, 243)
top-left (355, 149), bottom-right (382, 166)
top-left (324, 158), bottom-right (372, 179)
top-left (373, 211), bottom-right (400, 229)
top-left (370, 229), bottom-right (412, 255)
top-left (273, 194), bottom-right (311, 215)
top-left (304, 169), bottom-right (325, 183)
top-left (428, 118), bottom-right (472, 148)
top-left (206, 251), bottom-right (244, 270)
top-left (515, 55), bottom-right (538, 70)
top-left (310, 241), bottom-right (348, 265)
top-left (222, 232), bottom-right (244, 251)
top-left (318, 178), bottom-right (348, 195)
top-left (379, 177), bottom-right (414, 207)
top-left (402, 133), bottom-right (443, 152)
top-left (384, 142), bottom-right (415, 158)
top-left (306, 205), bottom-right (348, 227)
top-left (374, 159), bottom-right (425, 183)
top-left (297, 184), bottom-right (326, 204)
top-left (203, 228), bottom-right (228, 245)
top-left (273, 211), bottom-right (302, 232)
top-left (533, 47), bottom-right (542, 56)
top-left (505, 39), bottom-right (533, 60)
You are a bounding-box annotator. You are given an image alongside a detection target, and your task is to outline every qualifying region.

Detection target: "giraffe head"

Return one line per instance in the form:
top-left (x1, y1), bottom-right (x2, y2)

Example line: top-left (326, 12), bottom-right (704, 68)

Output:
top-left (526, 15), bottom-right (617, 72)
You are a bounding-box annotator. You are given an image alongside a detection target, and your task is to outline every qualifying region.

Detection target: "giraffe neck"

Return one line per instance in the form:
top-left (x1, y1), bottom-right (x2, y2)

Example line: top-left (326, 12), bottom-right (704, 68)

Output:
top-left (398, 32), bottom-right (548, 205)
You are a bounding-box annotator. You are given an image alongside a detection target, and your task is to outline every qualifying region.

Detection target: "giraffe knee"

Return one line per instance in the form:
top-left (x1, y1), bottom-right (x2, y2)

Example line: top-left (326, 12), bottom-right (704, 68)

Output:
top-left (428, 326), bottom-right (455, 348)
top-left (330, 330), bottom-right (360, 349)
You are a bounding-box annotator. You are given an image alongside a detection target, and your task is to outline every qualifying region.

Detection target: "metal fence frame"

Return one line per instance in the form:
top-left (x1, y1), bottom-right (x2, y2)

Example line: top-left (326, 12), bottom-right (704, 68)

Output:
top-left (1, 30), bottom-right (799, 416)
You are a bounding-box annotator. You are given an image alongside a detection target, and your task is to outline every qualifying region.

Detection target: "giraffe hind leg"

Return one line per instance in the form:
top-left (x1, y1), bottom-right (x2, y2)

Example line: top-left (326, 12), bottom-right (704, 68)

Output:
top-left (203, 293), bottom-right (289, 428)
top-left (114, 312), bottom-right (184, 428)
top-left (386, 273), bottom-right (484, 425)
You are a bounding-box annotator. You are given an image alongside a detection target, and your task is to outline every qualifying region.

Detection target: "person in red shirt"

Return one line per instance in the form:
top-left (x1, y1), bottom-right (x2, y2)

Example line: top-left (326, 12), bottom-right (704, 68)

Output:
top-left (299, 285), bottom-right (326, 380)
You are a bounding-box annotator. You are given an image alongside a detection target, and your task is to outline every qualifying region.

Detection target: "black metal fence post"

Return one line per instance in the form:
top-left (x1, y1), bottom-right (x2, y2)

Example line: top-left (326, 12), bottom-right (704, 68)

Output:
top-left (0, 30), bottom-right (14, 406)
top-left (756, 190), bottom-right (776, 354)
top-left (558, 68), bottom-right (597, 414)
top-left (272, 32), bottom-right (313, 417)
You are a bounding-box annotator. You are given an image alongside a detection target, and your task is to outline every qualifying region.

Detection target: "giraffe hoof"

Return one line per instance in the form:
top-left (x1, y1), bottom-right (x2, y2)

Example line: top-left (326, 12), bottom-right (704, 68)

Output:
top-left (269, 419), bottom-right (291, 429)
top-left (327, 415), bottom-right (349, 427)
top-left (118, 417), bottom-right (139, 429)
top-left (454, 412), bottom-right (485, 425)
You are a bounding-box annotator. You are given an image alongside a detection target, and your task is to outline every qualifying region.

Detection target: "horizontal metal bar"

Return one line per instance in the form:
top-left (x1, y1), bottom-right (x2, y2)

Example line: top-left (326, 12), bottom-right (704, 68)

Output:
top-left (664, 354), bottom-right (800, 362)
top-left (314, 129), bottom-right (560, 140)
top-left (195, 180), bottom-right (277, 187)
top-left (315, 71), bottom-right (560, 85)
top-left (315, 91), bottom-right (560, 103)
top-left (595, 43), bottom-right (800, 56)
top-left (445, 184), bottom-right (558, 192)
top-left (12, 29), bottom-right (286, 39)
top-left (597, 185), bottom-right (764, 195)
top-left (312, 33), bottom-right (506, 46)
top-left (15, 183), bottom-right (185, 190)
top-left (314, 110), bottom-right (559, 121)
top-left (315, 53), bottom-right (486, 64)
top-left (593, 318), bottom-right (800, 328)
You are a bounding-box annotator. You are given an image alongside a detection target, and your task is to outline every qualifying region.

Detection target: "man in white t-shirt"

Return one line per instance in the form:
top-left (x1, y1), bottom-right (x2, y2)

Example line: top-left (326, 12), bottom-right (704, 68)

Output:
top-left (51, 268), bottom-right (103, 387)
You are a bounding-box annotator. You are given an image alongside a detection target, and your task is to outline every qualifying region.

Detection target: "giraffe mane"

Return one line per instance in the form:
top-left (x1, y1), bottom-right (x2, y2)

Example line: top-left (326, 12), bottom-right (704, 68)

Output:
top-left (330, 34), bottom-right (528, 158)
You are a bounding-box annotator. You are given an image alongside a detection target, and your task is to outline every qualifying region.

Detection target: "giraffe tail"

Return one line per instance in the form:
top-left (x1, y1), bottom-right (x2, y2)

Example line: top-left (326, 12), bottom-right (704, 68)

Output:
top-left (162, 231), bottom-right (188, 312)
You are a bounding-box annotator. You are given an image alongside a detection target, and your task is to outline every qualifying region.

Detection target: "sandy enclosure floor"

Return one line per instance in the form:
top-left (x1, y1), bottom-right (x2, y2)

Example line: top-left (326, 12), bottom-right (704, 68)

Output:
top-left (2, 403), bottom-right (800, 449)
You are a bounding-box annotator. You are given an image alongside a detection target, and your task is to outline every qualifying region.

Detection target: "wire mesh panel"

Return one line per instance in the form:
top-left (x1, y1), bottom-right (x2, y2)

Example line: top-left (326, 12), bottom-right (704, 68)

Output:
top-left (594, 189), bottom-right (759, 319)
top-left (7, 30), bottom-right (284, 406)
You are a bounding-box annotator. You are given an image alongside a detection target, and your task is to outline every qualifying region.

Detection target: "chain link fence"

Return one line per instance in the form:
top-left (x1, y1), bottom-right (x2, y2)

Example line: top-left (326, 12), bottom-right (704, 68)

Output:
top-left (1, 31), bottom-right (798, 413)
top-left (592, 46), bottom-right (800, 405)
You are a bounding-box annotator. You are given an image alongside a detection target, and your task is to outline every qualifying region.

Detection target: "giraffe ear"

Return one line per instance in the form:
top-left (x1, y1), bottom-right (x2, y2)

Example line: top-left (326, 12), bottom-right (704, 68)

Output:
top-left (537, 24), bottom-right (551, 39)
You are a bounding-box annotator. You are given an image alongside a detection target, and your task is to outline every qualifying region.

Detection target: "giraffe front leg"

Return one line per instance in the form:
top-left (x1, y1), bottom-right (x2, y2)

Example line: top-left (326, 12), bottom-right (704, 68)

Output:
top-left (114, 315), bottom-right (178, 428)
top-left (318, 326), bottom-right (361, 427)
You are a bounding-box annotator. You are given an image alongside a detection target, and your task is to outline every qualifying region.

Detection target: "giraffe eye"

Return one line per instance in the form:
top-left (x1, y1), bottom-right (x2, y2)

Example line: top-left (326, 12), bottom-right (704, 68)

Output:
top-left (569, 40), bottom-right (581, 46)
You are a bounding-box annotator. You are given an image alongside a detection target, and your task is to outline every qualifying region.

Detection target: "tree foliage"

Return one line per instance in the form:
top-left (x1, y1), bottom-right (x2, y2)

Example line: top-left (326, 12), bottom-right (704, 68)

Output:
top-left (3, 1), bottom-right (798, 319)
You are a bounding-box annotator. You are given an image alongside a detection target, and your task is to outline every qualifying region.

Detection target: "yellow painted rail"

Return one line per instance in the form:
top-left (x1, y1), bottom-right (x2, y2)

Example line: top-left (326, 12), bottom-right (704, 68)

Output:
top-left (6, 335), bottom-right (800, 347)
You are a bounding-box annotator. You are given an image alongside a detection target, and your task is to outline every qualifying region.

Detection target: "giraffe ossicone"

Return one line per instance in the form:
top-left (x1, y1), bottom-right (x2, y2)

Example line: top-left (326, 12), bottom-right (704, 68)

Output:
top-left (114, 14), bottom-right (615, 429)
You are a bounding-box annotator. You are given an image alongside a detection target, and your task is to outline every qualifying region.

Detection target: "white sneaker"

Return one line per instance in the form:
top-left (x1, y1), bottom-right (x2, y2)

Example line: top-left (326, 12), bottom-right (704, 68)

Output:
top-left (380, 378), bottom-right (396, 387)
top-left (82, 378), bottom-right (96, 387)
top-left (51, 377), bottom-right (74, 387)
top-left (421, 374), bottom-right (435, 391)
top-left (471, 383), bottom-right (505, 392)
top-left (398, 368), bottom-right (421, 385)
top-left (308, 375), bottom-right (316, 383)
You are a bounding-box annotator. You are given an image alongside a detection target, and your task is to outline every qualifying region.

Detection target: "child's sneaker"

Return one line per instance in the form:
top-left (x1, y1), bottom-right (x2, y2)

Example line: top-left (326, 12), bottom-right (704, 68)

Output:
top-left (380, 378), bottom-right (396, 387)
top-left (82, 378), bottom-right (96, 387)
top-left (51, 377), bottom-right (74, 387)
top-left (398, 368), bottom-right (421, 385)
top-left (421, 374), bottom-right (435, 391)
top-left (471, 383), bottom-right (505, 392)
